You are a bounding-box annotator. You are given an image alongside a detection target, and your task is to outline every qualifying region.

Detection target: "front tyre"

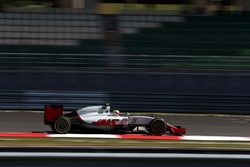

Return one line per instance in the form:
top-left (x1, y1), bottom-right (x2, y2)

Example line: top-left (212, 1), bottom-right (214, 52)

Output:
top-left (53, 116), bottom-right (71, 134)
top-left (149, 119), bottom-right (167, 136)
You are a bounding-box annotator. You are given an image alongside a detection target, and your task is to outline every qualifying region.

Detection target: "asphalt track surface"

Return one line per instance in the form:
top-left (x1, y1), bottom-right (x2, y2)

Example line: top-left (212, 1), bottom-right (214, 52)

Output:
top-left (0, 111), bottom-right (250, 136)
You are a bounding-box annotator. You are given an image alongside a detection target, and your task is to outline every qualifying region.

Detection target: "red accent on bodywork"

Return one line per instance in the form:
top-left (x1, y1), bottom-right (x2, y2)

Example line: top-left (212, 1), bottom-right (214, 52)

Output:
top-left (95, 119), bottom-right (119, 127)
top-left (44, 104), bottom-right (63, 125)
top-left (167, 123), bottom-right (186, 135)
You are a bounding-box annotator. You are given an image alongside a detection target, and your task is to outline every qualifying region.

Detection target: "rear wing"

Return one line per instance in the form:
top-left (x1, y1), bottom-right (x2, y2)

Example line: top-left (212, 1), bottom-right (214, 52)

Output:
top-left (44, 104), bottom-right (64, 125)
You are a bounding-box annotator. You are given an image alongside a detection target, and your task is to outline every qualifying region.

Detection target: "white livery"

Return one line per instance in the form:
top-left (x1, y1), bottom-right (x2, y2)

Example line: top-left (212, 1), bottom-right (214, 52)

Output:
top-left (44, 103), bottom-right (186, 136)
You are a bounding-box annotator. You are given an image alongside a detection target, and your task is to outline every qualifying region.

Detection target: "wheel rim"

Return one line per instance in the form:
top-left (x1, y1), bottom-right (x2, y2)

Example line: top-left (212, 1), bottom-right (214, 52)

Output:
top-left (151, 120), bottom-right (166, 135)
top-left (55, 119), bottom-right (70, 133)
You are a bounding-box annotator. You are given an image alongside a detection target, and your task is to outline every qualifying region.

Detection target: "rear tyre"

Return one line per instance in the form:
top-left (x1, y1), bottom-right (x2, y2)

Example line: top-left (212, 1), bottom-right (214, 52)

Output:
top-left (149, 119), bottom-right (167, 136)
top-left (53, 116), bottom-right (71, 134)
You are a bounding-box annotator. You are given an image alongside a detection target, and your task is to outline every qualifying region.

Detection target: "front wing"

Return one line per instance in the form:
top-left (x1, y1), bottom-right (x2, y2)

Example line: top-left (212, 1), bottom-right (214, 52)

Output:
top-left (166, 123), bottom-right (186, 135)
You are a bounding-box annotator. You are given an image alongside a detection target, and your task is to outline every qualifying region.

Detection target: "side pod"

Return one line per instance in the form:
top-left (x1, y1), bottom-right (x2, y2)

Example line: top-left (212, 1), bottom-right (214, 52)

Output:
top-left (44, 104), bottom-right (64, 125)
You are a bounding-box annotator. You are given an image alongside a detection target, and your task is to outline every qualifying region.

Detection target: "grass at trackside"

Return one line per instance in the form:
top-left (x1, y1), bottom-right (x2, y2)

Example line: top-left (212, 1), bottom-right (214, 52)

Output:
top-left (0, 138), bottom-right (249, 149)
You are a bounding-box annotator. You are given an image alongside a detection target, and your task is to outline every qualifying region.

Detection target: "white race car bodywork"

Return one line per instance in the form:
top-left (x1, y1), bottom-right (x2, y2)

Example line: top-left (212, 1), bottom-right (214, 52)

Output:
top-left (76, 106), bottom-right (152, 129)
top-left (44, 104), bottom-right (186, 136)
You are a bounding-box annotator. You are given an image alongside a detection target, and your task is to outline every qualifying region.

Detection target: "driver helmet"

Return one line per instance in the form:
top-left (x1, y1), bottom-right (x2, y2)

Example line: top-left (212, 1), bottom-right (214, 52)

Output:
top-left (101, 103), bottom-right (110, 109)
top-left (113, 110), bottom-right (120, 116)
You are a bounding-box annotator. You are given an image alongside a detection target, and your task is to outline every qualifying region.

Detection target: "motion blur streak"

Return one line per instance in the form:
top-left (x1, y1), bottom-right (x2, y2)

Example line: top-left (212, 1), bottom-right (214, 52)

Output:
top-left (0, 152), bottom-right (250, 159)
top-left (0, 152), bottom-right (250, 167)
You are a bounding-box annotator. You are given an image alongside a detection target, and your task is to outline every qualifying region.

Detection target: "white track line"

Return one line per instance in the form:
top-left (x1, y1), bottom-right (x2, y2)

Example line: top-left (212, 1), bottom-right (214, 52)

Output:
top-left (182, 135), bottom-right (250, 141)
top-left (47, 134), bottom-right (250, 141)
top-left (0, 132), bottom-right (250, 142)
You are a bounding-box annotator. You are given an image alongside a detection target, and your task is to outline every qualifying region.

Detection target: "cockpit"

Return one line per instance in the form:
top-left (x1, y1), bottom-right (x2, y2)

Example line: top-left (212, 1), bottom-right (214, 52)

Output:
top-left (100, 103), bottom-right (110, 113)
top-left (77, 103), bottom-right (111, 116)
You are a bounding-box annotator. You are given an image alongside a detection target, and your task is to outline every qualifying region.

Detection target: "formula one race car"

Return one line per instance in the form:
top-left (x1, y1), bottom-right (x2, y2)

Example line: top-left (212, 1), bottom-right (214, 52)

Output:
top-left (44, 103), bottom-right (186, 136)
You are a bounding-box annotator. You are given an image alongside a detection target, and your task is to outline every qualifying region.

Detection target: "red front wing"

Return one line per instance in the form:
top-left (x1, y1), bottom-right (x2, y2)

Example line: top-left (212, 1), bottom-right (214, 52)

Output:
top-left (166, 123), bottom-right (186, 135)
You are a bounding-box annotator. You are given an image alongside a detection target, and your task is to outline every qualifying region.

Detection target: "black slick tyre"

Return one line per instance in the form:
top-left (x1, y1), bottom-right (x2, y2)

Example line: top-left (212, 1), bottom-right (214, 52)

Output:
top-left (149, 118), bottom-right (167, 136)
top-left (53, 116), bottom-right (71, 134)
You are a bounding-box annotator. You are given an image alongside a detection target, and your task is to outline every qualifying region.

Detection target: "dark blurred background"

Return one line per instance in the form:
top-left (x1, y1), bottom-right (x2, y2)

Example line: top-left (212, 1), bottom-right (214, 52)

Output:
top-left (0, 0), bottom-right (250, 113)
